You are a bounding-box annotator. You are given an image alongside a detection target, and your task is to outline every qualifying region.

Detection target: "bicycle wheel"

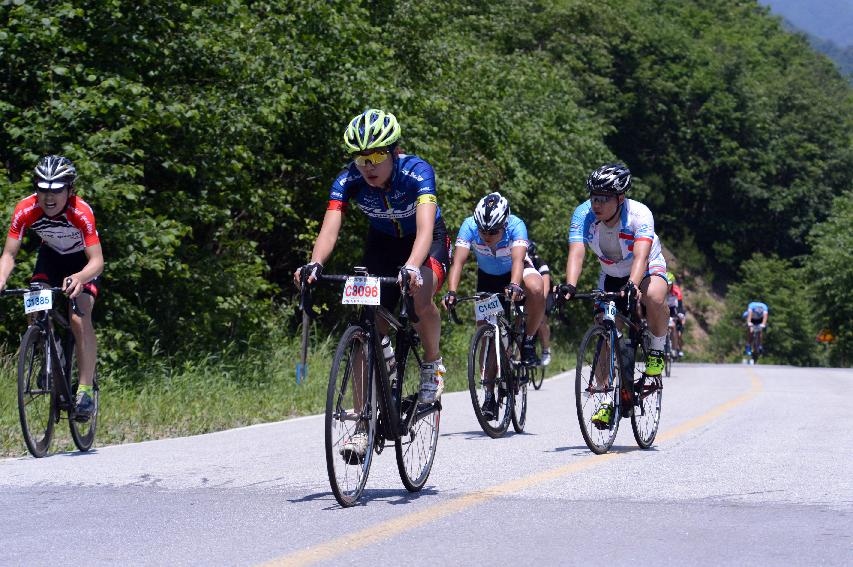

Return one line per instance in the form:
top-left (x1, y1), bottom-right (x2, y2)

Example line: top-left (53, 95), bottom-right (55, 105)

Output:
top-left (664, 332), bottom-right (672, 378)
top-left (467, 324), bottom-right (512, 438)
top-left (68, 337), bottom-right (98, 451)
top-left (17, 326), bottom-right (56, 458)
top-left (532, 364), bottom-right (544, 390)
top-left (511, 365), bottom-right (528, 433)
top-left (575, 325), bottom-right (620, 454)
top-left (395, 341), bottom-right (440, 492)
top-left (325, 325), bottom-right (377, 507)
top-left (631, 372), bottom-right (663, 448)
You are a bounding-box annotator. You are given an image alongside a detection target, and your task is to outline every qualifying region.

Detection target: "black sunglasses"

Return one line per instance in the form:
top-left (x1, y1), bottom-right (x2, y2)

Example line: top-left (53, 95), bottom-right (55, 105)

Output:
top-left (478, 226), bottom-right (504, 236)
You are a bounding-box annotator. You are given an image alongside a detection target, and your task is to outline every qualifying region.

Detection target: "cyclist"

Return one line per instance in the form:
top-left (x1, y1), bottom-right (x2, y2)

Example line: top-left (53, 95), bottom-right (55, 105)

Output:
top-left (293, 109), bottom-right (450, 458)
top-left (559, 163), bottom-right (668, 429)
top-left (0, 156), bottom-right (104, 420)
top-left (527, 240), bottom-right (553, 366)
top-left (442, 193), bottom-right (545, 418)
top-left (665, 271), bottom-right (686, 358)
top-left (743, 301), bottom-right (769, 357)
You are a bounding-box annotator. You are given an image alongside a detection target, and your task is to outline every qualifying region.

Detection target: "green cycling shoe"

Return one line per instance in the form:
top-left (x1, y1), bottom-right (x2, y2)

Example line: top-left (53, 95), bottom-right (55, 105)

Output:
top-left (645, 349), bottom-right (665, 376)
top-left (591, 403), bottom-right (613, 430)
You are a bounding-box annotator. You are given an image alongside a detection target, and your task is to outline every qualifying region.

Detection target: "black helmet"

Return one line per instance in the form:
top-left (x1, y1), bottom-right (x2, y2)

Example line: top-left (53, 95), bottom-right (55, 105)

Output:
top-left (33, 155), bottom-right (77, 191)
top-left (527, 240), bottom-right (537, 255)
top-left (586, 163), bottom-right (631, 195)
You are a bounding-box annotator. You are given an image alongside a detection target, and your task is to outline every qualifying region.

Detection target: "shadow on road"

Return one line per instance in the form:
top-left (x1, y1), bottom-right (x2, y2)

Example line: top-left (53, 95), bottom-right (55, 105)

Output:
top-left (288, 487), bottom-right (440, 509)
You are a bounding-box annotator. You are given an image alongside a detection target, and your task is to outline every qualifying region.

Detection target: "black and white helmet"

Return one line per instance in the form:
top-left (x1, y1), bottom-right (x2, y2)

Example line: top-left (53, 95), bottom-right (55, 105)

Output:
top-left (33, 155), bottom-right (77, 191)
top-left (473, 192), bottom-right (510, 232)
top-left (586, 163), bottom-right (631, 195)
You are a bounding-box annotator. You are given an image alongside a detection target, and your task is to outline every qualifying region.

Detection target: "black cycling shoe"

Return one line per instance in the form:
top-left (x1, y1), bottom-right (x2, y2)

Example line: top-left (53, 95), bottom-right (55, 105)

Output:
top-left (521, 338), bottom-right (540, 366)
top-left (74, 391), bottom-right (94, 423)
top-left (481, 393), bottom-right (497, 420)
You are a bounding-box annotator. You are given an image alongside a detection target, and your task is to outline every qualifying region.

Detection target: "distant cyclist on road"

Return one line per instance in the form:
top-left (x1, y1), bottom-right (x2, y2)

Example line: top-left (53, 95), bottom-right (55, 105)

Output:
top-left (666, 271), bottom-right (686, 358)
top-left (559, 163), bottom-right (669, 429)
top-left (743, 301), bottom-right (769, 357)
top-left (0, 156), bottom-right (104, 421)
top-left (293, 109), bottom-right (450, 458)
top-left (527, 240), bottom-right (553, 366)
top-left (442, 193), bottom-right (545, 419)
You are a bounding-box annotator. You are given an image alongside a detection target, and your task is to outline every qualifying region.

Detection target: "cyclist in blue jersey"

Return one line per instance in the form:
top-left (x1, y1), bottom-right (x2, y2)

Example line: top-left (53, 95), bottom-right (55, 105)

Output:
top-left (559, 164), bottom-right (669, 428)
top-left (294, 109), bottom-right (450, 458)
top-left (743, 301), bottom-right (769, 356)
top-left (442, 193), bottom-right (545, 417)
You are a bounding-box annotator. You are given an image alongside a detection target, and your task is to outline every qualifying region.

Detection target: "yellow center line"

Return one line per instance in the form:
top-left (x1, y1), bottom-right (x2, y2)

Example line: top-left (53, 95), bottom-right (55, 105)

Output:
top-left (263, 369), bottom-right (763, 567)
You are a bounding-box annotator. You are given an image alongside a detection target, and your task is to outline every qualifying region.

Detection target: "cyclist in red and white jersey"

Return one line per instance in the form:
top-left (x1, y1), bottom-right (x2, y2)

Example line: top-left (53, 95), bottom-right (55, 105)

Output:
top-left (0, 156), bottom-right (104, 420)
top-left (665, 271), bottom-right (686, 358)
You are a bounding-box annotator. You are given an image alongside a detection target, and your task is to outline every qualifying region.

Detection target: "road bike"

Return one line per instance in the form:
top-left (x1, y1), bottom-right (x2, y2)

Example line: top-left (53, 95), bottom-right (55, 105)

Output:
top-left (298, 266), bottom-right (440, 507)
top-left (664, 319), bottom-right (675, 378)
top-left (3, 286), bottom-right (98, 457)
top-left (449, 292), bottom-right (531, 438)
top-left (748, 323), bottom-right (764, 364)
top-left (569, 290), bottom-right (663, 454)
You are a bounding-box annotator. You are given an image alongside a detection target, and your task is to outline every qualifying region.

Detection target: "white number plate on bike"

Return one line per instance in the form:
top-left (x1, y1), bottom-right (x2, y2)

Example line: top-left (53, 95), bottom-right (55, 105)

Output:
top-left (23, 290), bottom-right (53, 314)
top-left (341, 276), bottom-right (381, 305)
top-left (474, 294), bottom-right (503, 321)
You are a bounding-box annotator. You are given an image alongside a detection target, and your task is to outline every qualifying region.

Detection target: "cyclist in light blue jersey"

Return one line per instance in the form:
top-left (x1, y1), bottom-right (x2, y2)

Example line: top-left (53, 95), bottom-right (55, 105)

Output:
top-left (743, 301), bottom-right (769, 356)
top-left (443, 193), bottom-right (545, 365)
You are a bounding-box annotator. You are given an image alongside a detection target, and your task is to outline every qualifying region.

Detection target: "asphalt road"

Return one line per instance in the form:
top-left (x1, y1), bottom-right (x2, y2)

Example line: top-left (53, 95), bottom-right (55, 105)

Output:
top-left (1, 363), bottom-right (851, 566)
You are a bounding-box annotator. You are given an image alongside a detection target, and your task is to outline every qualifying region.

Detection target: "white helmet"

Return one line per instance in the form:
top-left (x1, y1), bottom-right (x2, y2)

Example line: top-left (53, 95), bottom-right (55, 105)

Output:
top-left (473, 192), bottom-right (510, 232)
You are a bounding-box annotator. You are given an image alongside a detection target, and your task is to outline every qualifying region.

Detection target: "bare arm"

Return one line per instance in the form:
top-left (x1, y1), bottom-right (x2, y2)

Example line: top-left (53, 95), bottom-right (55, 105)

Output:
top-left (0, 236), bottom-right (22, 291)
top-left (310, 209), bottom-right (344, 266)
top-left (446, 245), bottom-right (470, 294)
top-left (510, 245), bottom-right (526, 286)
top-left (65, 243), bottom-right (104, 299)
top-left (404, 203), bottom-right (437, 270)
top-left (565, 242), bottom-right (586, 287)
top-left (629, 239), bottom-right (651, 285)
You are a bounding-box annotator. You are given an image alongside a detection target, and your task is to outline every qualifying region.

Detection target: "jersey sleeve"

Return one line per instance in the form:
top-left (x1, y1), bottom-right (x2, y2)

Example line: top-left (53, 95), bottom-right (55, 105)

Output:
top-left (568, 201), bottom-right (591, 244)
top-left (68, 198), bottom-right (101, 247)
top-left (509, 217), bottom-right (528, 248)
top-left (454, 217), bottom-right (476, 249)
top-left (328, 166), bottom-right (358, 212)
top-left (630, 200), bottom-right (655, 243)
top-left (411, 160), bottom-right (438, 207)
top-left (7, 197), bottom-right (37, 241)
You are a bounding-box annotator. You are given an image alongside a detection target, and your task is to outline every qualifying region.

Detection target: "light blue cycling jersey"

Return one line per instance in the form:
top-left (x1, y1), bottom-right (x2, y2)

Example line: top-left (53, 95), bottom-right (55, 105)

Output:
top-left (455, 214), bottom-right (528, 275)
top-left (742, 302), bottom-right (769, 319)
top-left (328, 154), bottom-right (441, 237)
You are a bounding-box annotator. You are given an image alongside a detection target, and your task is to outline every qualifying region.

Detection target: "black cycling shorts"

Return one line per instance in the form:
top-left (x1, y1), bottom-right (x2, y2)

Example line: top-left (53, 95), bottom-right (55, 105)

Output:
top-left (31, 245), bottom-right (101, 298)
top-left (362, 217), bottom-right (450, 310)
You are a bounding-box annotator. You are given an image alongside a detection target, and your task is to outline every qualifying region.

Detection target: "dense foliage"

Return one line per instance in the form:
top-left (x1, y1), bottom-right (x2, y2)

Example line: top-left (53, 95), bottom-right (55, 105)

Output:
top-left (0, 0), bottom-right (850, 368)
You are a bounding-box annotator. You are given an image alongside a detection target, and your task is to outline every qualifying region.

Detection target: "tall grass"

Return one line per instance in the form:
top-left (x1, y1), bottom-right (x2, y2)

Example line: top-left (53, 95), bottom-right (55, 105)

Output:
top-left (1, 315), bottom-right (577, 457)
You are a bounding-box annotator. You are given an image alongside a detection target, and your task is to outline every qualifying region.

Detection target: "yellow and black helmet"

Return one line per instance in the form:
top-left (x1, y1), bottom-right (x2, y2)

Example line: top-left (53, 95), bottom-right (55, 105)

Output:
top-left (343, 109), bottom-right (401, 153)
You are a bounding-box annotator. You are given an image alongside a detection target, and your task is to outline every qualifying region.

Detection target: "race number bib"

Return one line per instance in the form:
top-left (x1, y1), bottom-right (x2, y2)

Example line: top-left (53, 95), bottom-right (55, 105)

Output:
top-left (23, 290), bottom-right (53, 314)
top-left (341, 276), bottom-right (381, 305)
top-left (474, 294), bottom-right (503, 322)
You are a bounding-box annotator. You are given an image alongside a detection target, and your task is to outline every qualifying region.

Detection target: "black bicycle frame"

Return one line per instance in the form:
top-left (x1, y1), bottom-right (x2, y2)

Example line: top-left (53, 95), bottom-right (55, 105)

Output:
top-left (316, 273), bottom-right (440, 443)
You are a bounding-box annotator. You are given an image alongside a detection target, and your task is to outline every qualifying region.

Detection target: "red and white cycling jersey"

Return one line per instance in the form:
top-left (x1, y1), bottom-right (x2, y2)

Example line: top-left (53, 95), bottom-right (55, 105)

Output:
top-left (8, 194), bottom-right (100, 255)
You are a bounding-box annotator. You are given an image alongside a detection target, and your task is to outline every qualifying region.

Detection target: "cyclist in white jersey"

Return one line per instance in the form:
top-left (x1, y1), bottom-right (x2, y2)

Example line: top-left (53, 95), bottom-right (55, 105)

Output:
top-left (559, 163), bottom-right (668, 427)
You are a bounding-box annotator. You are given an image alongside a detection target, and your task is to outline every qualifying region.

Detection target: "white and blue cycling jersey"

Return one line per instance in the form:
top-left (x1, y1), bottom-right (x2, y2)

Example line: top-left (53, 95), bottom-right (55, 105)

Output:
top-left (742, 302), bottom-right (769, 319)
top-left (455, 214), bottom-right (528, 276)
top-left (568, 198), bottom-right (665, 278)
top-left (328, 154), bottom-right (442, 237)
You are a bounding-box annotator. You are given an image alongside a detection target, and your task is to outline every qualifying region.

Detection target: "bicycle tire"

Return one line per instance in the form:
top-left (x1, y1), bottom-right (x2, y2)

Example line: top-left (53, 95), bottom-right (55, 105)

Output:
top-left (467, 324), bottom-right (512, 438)
top-left (575, 324), bottom-right (620, 454)
top-left (532, 365), bottom-right (544, 390)
top-left (511, 365), bottom-right (528, 433)
top-left (17, 326), bottom-right (56, 458)
top-left (325, 325), bottom-right (377, 507)
top-left (395, 340), bottom-right (440, 492)
top-left (664, 331), bottom-right (672, 378)
top-left (631, 371), bottom-right (662, 448)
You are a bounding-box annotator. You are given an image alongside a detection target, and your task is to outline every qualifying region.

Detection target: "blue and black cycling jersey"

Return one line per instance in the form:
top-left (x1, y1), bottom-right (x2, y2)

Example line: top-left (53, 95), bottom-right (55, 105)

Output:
top-left (328, 154), bottom-right (442, 238)
top-left (454, 214), bottom-right (529, 276)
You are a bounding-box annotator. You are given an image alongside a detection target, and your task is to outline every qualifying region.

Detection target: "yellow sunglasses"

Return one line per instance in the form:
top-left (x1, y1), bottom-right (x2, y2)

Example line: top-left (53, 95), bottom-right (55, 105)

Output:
top-left (352, 149), bottom-right (391, 167)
